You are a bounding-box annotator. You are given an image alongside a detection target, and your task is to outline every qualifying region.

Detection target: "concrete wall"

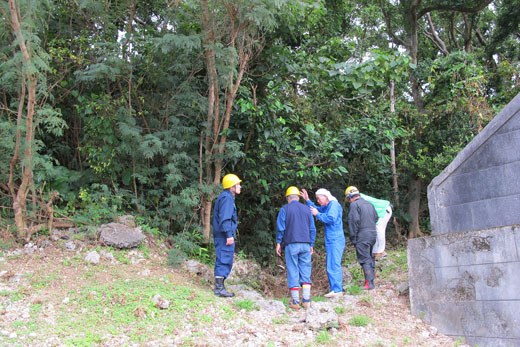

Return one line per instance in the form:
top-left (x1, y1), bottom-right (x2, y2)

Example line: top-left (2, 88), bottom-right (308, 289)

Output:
top-left (409, 92), bottom-right (520, 346)
top-left (428, 92), bottom-right (520, 236)
top-left (408, 226), bottom-right (520, 346)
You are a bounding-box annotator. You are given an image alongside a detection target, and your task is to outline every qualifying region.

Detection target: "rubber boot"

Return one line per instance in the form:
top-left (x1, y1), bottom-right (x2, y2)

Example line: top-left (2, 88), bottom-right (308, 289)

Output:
top-left (214, 276), bottom-right (235, 297)
top-left (362, 266), bottom-right (375, 290)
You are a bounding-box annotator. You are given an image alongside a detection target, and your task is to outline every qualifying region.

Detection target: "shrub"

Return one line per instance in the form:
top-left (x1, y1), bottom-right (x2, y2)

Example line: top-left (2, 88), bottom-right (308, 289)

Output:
top-left (167, 248), bottom-right (187, 269)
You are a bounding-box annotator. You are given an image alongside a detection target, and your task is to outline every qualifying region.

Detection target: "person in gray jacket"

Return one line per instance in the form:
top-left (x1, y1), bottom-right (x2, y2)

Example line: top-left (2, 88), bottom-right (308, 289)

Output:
top-left (345, 186), bottom-right (378, 290)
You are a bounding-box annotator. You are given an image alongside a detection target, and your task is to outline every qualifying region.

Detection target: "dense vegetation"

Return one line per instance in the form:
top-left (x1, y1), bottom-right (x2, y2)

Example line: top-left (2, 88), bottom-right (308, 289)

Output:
top-left (1, 0), bottom-right (519, 264)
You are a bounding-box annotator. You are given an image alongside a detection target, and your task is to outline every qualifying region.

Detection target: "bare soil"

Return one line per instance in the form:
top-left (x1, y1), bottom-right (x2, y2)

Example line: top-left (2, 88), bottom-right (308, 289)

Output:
top-left (0, 235), bottom-right (468, 346)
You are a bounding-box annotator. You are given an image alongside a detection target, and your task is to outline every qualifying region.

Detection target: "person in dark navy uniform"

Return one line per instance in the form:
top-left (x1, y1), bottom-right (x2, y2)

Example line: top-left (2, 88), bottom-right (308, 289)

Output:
top-left (212, 173), bottom-right (242, 297)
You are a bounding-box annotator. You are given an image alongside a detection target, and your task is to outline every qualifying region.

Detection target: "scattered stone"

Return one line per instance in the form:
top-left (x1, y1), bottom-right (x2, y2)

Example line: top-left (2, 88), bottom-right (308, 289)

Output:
top-left (39, 239), bottom-right (51, 248)
top-left (342, 266), bottom-right (353, 284)
top-left (100, 251), bottom-right (115, 261)
top-left (152, 294), bottom-right (170, 309)
top-left (227, 258), bottom-right (261, 282)
top-left (7, 249), bottom-right (22, 257)
top-left (62, 297), bottom-right (70, 304)
top-left (183, 259), bottom-right (212, 282)
top-left (141, 269), bottom-right (151, 276)
top-left (85, 251), bottom-right (100, 264)
top-left (9, 332), bottom-right (16, 339)
top-left (396, 282), bottom-right (409, 295)
top-left (99, 223), bottom-right (145, 249)
top-left (24, 243), bottom-right (37, 255)
top-left (342, 294), bottom-right (359, 306)
top-left (64, 241), bottom-right (76, 250)
top-left (233, 288), bottom-right (264, 301)
top-left (60, 235), bottom-right (70, 240)
top-left (305, 301), bottom-right (339, 330)
top-left (255, 299), bottom-right (286, 316)
top-left (8, 273), bottom-right (23, 283)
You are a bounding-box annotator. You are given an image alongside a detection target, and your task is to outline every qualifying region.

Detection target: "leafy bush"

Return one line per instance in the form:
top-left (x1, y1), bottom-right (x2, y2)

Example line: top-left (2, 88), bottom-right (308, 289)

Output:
top-left (167, 248), bottom-right (187, 269)
top-left (171, 230), bottom-right (212, 264)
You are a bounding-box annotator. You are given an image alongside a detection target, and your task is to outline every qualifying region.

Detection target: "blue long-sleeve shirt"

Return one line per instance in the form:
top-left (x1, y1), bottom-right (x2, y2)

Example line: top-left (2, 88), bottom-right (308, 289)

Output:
top-left (276, 200), bottom-right (317, 246)
top-left (212, 189), bottom-right (237, 239)
top-left (306, 199), bottom-right (344, 243)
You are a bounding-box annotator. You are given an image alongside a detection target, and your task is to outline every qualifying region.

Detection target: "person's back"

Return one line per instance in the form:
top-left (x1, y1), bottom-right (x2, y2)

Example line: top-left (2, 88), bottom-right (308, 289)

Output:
top-left (349, 197), bottom-right (378, 234)
top-left (281, 201), bottom-right (312, 245)
top-left (276, 187), bottom-right (316, 309)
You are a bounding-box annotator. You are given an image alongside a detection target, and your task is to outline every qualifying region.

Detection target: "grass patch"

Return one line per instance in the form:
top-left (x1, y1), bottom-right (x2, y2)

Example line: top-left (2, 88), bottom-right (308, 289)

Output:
top-left (348, 314), bottom-right (371, 326)
top-left (272, 314), bottom-right (289, 324)
top-left (345, 284), bottom-right (362, 295)
top-left (316, 330), bottom-right (332, 344)
top-left (235, 299), bottom-right (259, 311)
top-left (334, 306), bottom-right (346, 314)
top-left (312, 295), bottom-right (327, 302)
top-left (376, 250), bottom-right (408, 282)
top-left (43, 278), bottom-right (222, 344)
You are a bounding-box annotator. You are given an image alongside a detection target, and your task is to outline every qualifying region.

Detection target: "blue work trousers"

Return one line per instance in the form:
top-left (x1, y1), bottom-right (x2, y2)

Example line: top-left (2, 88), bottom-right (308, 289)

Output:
top-left (325, 240), bottom-right (345, 293)
top-left (214, 237), bottom-right (235, 278)
top-left (284, 243), bottom-right (312, 289)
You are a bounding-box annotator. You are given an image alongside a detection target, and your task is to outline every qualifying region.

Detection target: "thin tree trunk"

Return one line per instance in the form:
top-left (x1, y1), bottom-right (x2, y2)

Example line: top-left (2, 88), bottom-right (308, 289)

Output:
top-left (389, 80), bottom-right (401, 242)
top-left (8, 0), bottom-right (38, 240)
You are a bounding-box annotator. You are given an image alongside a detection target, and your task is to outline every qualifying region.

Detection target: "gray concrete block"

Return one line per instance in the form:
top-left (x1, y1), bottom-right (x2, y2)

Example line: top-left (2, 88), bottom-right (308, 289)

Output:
top-left (465, 336), bottom-right (520, 347)
top-left (429, 92), bottom-right (520, 235)
top-left (498, 109), bottom-right (520, 133)
top-left (408, 227), bottom-right (520, 345)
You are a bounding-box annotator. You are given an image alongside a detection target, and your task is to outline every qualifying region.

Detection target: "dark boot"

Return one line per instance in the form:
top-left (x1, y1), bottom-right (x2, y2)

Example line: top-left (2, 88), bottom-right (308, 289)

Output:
top-left (362, 266), bottom-right (375, 290)
top-left (214, 276), bottom-right (234, 297)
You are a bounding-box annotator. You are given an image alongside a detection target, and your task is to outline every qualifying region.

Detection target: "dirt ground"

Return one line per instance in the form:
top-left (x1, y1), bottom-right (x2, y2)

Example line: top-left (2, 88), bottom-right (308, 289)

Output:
top-left (0, 235), bottom-right (469, 346)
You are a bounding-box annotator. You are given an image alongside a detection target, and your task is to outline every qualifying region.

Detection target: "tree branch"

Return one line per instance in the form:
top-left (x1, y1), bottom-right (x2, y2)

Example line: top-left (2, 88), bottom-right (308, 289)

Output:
top-left (379, 0), bottom-right (407, 47)
top-left (425, 12), bottom-right (449, 55)
top-left (418, 0), bottom-right (493, 19)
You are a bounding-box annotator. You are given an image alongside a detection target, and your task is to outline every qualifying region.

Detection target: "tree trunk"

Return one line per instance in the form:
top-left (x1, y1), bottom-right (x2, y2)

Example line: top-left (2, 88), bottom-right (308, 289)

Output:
top-left (407, 177), bottom-right (422, 239)
top-left (389, 80), bottom-right (401, 242)
top-left (8, 0), bottom-right (38, 241)
top-left (199, 0), bottom-right (255, 243)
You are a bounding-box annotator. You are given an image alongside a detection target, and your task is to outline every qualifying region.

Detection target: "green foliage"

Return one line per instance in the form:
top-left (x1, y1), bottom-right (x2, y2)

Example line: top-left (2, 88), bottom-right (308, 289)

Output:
top-left (316, 330), bottom-right (332, 344)
top-left (170, 230), bottom-right (212, 264)
top-left (334, 306), bottom-right (346, 314)
top-left (0, 0), bottom-right (517, 264)
top-left (348, 315), bottom-right (371, 327)
top-left (346, 285), bottom-right (362, 296)
top-left (234, 299), bottom-right (259, 312)
top-left (66, 185), bottom-right (126, 225)
top-left (167, 248), bottom-right (187, 269)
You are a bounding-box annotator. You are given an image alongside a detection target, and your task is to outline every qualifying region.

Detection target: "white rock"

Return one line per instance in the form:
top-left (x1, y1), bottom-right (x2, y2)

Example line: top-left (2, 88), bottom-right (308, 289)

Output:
top-left (85, 251), bottom-right (100, 264)
top-left (62, 297), bottom-right (70, 304)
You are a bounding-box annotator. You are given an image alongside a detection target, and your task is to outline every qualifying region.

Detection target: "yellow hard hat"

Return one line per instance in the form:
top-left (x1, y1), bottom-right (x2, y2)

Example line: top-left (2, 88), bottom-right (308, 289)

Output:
top-left (285, 186), bottom-right (300, 197)
top-left (345, 186), bottom-right (359, 200)
top-left (222, 174), bottom-right (242, 189)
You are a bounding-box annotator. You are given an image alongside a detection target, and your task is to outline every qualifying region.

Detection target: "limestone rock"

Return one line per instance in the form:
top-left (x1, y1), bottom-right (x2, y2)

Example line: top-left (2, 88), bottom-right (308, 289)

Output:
top-left (152, 294), bottom-right (170, 309)
top-left (305, 301), bottom-right (339, 330)
top-left (99, 223), bottom-right (144, 249)
top-left (85, 251), bottom-right (100, 264)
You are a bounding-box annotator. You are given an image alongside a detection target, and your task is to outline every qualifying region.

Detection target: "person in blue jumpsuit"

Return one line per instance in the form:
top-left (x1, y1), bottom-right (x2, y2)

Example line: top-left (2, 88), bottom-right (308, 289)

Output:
top-left (276, 186), bottom-right (317, 309)
top-left (212, 173), bottom-right (242, 297)
top-left (301, 188), bottom-right (345, 298)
